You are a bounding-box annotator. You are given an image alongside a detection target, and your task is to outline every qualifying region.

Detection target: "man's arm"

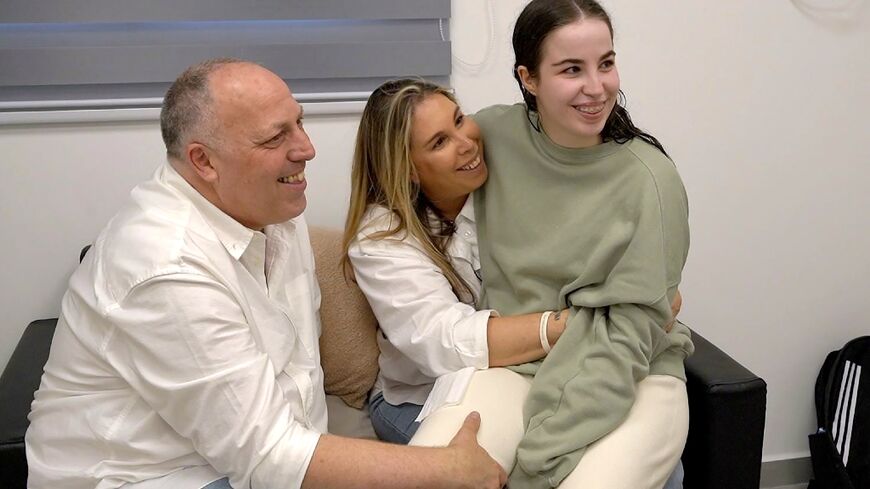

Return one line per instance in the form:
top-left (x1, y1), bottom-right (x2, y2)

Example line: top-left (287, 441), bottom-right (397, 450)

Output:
top-left (303, 413), bottom-right (506, 489)
top-left (106, 273), bottom-right (505, 489)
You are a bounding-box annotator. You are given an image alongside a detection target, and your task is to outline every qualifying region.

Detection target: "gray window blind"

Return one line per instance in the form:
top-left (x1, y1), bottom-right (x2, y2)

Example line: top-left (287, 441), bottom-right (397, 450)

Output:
top-left (0, 0), bottom-right (451, 112)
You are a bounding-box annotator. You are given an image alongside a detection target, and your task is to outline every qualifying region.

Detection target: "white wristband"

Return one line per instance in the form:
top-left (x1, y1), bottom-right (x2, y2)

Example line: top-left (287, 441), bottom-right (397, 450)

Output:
top-left (539, 311), bottom-right (553, 353)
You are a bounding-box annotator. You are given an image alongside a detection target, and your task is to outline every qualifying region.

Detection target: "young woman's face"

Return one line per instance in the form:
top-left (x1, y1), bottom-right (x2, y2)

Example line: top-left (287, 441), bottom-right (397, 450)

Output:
top-left (410, 93), bottom-right (487, 215)
top-left (519, 18), bottom-right (620, 148)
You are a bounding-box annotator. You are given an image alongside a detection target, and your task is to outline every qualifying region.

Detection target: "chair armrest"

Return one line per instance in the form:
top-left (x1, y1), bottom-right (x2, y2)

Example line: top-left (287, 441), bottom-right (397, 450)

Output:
top-left (0, 319), bottom-right (59, 489)
top-left (683, 328), bottom-right (767, 489)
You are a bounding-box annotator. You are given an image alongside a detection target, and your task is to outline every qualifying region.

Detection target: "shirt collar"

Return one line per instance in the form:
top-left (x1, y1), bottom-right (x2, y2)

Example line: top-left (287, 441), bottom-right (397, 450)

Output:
top-left (162, 162), bottom-right (258, 261)
top-left (456, 195), bottom-right (476, 226)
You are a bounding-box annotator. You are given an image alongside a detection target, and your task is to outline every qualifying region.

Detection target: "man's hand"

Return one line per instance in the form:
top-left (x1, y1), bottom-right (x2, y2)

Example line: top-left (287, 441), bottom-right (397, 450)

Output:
top-left (665, 289), bottom-right (683, 333)
top-left (445, 412), bottom-right (508, 489)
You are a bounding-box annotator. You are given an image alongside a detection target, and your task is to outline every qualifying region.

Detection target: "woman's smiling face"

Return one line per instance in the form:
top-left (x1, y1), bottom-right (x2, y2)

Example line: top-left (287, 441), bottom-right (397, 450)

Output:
top-left (410, 93), bottom-right (488, 218)
top-left (518, 18), bottom-right (620, 148)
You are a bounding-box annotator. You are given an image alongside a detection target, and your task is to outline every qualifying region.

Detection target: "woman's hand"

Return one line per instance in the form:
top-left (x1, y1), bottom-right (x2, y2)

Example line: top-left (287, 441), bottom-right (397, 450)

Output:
top-left (665, 289), bottom-right (683, 333)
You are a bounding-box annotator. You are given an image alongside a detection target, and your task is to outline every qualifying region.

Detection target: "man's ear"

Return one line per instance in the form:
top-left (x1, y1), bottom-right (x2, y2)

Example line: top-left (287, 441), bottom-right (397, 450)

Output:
top-left (186, 143), bottom-right (218, 183)
top-left (516, 66), bottom-right (538, 96)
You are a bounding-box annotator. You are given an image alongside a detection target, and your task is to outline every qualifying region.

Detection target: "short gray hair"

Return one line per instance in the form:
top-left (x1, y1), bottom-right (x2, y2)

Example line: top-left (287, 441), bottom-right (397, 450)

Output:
top-left (160, 57), bottom-right (245, 160)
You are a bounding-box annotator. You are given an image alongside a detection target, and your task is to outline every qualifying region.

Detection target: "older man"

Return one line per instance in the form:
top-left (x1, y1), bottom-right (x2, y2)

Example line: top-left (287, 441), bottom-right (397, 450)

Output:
top-left (25, 59), bottom-right (506, 489)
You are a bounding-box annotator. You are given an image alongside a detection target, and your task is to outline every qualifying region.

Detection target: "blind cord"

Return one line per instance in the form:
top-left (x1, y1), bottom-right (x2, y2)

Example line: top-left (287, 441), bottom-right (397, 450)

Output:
top-left (440, 0), bottom-right (496, 74)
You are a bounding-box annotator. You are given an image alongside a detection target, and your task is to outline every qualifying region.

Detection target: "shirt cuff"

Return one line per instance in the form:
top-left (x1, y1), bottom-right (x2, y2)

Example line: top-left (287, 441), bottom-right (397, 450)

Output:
top-left (249, 425), bottom-right (321, 489)
top-left (453, 309), bottom-right (495, 370)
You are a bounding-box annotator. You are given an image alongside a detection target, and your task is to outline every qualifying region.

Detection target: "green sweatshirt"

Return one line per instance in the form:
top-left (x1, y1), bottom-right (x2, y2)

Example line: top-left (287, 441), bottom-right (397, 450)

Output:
top-left (473, 104), bottom-right (694, 489)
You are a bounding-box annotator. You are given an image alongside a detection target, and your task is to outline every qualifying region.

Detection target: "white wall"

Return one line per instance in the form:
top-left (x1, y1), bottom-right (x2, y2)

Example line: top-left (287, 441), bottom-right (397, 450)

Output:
top-left (1, 0), bottom-right (868, 463)
top-left (603, 1), bottom-right (870, 461)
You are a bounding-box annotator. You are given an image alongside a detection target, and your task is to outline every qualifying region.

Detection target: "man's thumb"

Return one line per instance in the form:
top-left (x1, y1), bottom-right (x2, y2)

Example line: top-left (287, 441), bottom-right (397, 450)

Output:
top-left (459, 411), bottom-right (481, 436)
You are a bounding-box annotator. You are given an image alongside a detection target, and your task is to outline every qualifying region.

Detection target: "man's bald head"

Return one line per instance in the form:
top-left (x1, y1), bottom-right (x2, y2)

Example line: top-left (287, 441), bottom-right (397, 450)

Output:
top-left (160, 58), bottom-right (256, 160)
top-left (202, 62), bottom-right (292, 141)
top-left (160, 59), bottom-right (313, 230)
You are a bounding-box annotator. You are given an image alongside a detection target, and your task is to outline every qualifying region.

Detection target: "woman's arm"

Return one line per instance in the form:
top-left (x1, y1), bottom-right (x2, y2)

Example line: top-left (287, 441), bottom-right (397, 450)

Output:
top-left (349, 217), bottom-right (682, 373)
top-left (489, 288), bottom-right (680, 365)
top-left (487, 310), bottom-right (567, 366)
top-left (349, 225), bottom-right (567, 373)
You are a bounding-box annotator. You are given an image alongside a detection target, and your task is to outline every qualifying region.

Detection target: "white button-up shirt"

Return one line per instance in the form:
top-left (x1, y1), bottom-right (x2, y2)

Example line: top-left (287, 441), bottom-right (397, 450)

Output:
top-left (26, 163), bottom-right (327, 489)
top-left (348, 200), bottom-right (492, 408)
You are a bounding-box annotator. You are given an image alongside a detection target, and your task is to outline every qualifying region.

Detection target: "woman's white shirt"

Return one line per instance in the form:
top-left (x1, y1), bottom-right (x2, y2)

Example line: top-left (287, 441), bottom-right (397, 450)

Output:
top-left (348, 199), bottom-right (493, 408)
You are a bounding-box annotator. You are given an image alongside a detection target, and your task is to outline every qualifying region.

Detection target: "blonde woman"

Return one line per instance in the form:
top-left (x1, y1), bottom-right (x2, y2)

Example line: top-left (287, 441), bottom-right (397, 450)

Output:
top-left (342, 80), bottom-right (569, 458)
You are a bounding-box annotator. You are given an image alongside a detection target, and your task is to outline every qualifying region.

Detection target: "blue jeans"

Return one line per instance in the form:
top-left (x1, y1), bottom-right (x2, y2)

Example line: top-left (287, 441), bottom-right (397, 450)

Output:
top-left (367, 392), bottom-right (683, 487)
top-left (368, 391), bottom-right (423, 444)
top-left (664, 460), bottom-right (684, 489)
top-left (202, 478), bottom-right (232, 489)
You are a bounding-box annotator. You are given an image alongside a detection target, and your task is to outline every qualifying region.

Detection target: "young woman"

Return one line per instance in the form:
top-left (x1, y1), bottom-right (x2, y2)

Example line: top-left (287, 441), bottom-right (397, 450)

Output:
top-left (471, 1), bottom-right (693, 488)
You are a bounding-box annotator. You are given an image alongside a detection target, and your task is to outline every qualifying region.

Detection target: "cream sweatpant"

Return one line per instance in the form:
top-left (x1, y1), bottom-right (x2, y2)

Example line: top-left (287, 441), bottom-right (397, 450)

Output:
top-left (409, 369), bottom-right (688, 489)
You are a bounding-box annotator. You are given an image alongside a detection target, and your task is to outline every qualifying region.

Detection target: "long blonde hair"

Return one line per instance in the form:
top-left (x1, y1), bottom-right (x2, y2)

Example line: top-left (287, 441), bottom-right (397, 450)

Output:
top-left (341, 78), bottom-right (473, 302)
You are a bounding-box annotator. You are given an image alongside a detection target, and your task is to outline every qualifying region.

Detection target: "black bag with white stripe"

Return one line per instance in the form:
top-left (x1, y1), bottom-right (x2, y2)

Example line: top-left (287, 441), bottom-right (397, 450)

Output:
top-left (808, 336), bottom-right (870, 489)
